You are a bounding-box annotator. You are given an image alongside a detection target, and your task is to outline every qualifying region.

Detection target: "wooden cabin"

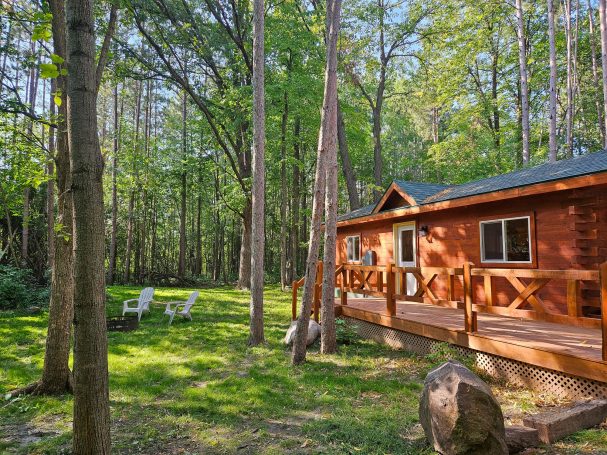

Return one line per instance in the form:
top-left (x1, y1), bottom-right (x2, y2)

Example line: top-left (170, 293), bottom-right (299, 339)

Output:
top-left (293, 151), bottom-right (607, 398)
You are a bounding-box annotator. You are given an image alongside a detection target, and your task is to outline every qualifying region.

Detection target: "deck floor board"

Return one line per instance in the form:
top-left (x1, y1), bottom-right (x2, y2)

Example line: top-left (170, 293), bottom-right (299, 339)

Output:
top-left (343, 298), bottom-right (603, 365)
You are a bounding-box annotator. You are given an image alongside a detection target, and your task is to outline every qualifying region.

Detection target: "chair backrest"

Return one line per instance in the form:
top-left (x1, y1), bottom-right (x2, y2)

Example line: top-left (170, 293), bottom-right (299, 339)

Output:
top-left (183, 291), bottom-right (199, 311)
top-left (139, 287), bottom-right (154, 307)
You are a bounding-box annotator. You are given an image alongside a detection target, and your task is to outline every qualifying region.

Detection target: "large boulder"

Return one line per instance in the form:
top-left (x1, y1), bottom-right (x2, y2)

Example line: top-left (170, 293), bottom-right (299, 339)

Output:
top-left (419, 360), bottom-right (508, 455)
top-left (284, 319), bottom-right (321, 346)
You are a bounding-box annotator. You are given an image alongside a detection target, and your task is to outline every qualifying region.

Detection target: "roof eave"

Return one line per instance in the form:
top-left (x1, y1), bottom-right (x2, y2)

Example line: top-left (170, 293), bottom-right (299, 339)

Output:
top-left (336, 171), bottom-right (607, 228)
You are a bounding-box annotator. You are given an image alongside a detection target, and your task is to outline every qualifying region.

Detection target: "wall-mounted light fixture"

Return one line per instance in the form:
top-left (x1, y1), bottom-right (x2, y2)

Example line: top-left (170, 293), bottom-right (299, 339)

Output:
top-left (418, 225), bottom-right (429, 237)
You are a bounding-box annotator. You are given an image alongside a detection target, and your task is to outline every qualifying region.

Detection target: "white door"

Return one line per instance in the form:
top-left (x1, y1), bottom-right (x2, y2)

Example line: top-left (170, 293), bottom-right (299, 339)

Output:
top-left (395, 224), bottom-right (417, 296)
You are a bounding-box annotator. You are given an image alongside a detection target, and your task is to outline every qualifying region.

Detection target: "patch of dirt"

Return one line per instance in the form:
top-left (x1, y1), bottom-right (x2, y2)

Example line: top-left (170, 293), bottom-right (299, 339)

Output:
top-left (0, 416), bottom-right (64, 452)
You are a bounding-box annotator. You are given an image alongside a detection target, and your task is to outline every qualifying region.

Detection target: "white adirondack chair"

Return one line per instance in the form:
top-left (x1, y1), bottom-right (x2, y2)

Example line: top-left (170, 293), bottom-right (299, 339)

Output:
top-left (163, 291), bottom-right (199, 325)
top-left (122, 287), bottom-right (155, 321)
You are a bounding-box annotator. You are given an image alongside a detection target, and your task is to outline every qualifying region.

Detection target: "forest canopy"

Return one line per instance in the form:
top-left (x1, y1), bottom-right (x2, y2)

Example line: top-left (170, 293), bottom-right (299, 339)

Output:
top-left (0, 0), bottom-right (604, 286)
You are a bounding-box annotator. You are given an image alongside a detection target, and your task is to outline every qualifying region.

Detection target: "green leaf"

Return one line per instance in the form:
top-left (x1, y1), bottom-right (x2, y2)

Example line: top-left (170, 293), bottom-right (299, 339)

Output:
top-left (53, 90), bottom-right (62, 107)
top-left (39, 63), bottom-right (59, 79)
top-left (50, 54), bottom-right (65, 64)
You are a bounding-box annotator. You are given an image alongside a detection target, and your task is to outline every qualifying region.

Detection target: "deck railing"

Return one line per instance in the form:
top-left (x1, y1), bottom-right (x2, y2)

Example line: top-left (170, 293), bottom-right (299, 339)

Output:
top-left (292, 261), bottom-right (607, 360)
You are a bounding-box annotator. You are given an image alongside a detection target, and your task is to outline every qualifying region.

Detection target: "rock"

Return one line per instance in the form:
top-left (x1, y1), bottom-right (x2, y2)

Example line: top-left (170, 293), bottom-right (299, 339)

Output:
top-left (523, 400), bottom-right (607, 444)
top-left (284, 319), bottom-right (321, 346)
top-left (25, 306), bottom-right (42, 315)
top-left (419, 360), bottom-right (508, 455)
top-left (505, 426), bottom-right (540, 453)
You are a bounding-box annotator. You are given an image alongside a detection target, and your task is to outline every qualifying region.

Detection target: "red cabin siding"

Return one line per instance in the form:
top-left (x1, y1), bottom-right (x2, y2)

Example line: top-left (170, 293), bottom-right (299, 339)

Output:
top-left (336, 185), bottom-right (607, 315)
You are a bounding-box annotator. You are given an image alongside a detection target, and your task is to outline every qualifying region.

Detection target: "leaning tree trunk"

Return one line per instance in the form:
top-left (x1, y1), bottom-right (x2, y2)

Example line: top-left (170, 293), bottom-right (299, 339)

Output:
top-left (564, 0), bottom-right (574, 158)
top-left (291, 117), bottom-right (301, 281)
top-left (515, 0), bottom-right (530, 165)
top-left (66, 0), bottom-right (111, 451)
top-left (548, 0), bottom-right (558, 161)
top-left (292, 0), bottom-right (342, 365)
top-left (249, 0), bottom-right (265, 345)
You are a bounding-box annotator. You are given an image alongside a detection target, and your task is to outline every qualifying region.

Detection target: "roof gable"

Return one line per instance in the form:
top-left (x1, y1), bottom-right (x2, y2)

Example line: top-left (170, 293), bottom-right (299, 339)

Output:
top-left (372, 181), bottom-right (450, 214)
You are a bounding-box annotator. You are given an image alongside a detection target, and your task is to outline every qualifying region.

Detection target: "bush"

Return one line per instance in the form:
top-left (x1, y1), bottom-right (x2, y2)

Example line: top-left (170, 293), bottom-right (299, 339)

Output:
top-left (0, 265), bottom-right (49, 310)
top-left (336, 318), bottom-right (360, 345)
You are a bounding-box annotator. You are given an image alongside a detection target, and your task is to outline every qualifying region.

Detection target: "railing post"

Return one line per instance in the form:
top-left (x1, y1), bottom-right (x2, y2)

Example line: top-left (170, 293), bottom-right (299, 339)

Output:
top-left (340, 268), bottom-right (348, 306)
top-left (386, 263), bottom-right (395, 316)
top-left (463, 262), bottom-right (477, 333)
top-left (600, 262), bottom-right (607, 361)
top-left (291, 281), bottom-right (298, 320)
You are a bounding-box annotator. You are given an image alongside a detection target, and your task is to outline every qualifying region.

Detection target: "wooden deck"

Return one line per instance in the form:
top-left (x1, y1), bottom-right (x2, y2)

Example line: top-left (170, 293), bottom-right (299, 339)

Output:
top-left (337, 298), bottom-right (607, 383)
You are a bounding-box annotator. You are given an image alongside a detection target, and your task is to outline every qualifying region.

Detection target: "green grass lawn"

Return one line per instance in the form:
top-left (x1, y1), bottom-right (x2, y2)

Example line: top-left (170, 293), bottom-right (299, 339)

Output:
top-left (1, 285), bottom-right (606, 454)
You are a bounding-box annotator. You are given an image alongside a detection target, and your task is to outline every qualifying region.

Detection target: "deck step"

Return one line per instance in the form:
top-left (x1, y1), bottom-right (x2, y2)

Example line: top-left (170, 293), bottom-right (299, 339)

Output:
top-left (522, 400), bottom-right (607, 444)
top-left (505, 425), bottom-right (540, 454)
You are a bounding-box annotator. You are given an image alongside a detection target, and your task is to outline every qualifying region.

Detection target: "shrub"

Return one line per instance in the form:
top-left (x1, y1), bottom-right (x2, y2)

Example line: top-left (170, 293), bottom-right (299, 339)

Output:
top-left (335, 318), bottom-right (360, 345)
top-left (0, 265), bottom-right (49, 310)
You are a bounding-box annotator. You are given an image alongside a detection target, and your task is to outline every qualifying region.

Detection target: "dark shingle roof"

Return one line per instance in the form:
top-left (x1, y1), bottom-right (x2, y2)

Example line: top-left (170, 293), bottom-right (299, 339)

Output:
top-left (393, 180), bottom-right (451, 203)
top-left (338, 151), bottom-right (607, 223)
top-left (423, 151), bottom-right (607, 204)
top-left (337, 203), bottom-right (375, 222)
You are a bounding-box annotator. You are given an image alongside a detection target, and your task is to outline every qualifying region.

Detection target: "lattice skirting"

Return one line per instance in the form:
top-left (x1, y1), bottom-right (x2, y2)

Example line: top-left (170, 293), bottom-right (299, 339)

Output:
top-left (342, 317), bottom-right (607, 400)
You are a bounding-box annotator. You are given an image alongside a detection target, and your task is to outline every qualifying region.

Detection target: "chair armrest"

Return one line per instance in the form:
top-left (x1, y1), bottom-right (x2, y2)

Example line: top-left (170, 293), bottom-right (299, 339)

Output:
top-left (123, 298), bottom-right (139, 304)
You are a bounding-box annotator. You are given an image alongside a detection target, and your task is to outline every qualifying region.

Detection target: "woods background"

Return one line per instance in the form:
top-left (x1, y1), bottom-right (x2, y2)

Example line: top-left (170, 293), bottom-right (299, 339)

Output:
top-left (1, 0), bottom-right (605, 290)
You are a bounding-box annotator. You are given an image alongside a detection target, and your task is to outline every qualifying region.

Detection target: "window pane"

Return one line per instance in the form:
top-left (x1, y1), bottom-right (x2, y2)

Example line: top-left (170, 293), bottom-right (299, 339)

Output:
top-left (353, 237), bottom-right (360, 261)
top-left (482, 222), bottom-right (503, 261)
top-left (400, 230), bottom-right (413, 262)
top-left (506, 218), bottom-right (530, 262)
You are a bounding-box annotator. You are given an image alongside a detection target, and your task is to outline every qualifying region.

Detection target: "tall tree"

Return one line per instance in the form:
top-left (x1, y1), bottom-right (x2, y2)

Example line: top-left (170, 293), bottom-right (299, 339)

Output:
top-left (337, 103), bottom-right (360, 210)
top-left (249, 0), bottom-right (265, 346)
top-left (66, 0), bottom-right (110, 449)
top-left (514, 0), bottom-right (530, 164)
top-left (178, 91), bottom-right (187, 278)
top-left (548, 0), bottom-right (558, 161)
top-left (108, 83), bottom-right (119, 285)
top-left (599, 0), bottom-right (607, 149)
top-left (292, 0), bottom-right (342, 365)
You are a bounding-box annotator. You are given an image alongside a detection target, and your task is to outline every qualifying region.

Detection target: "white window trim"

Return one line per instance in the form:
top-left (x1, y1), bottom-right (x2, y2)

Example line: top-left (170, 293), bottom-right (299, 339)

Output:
top-left (346, 235), bottom-right (361, 263)
top-left (479, 216), bottom-right (532, 264)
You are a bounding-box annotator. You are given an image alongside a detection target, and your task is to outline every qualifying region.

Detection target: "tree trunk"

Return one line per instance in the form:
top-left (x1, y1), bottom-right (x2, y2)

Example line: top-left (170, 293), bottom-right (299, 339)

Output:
top-left (372, 105), bottom-right (382, 201)
top-left (249, 0), bottom-right (265, 345)
top-left (336, 102), bottom-right (360, 211)
top-left (179, 92), bottom-right (187, 278)
top-left (237, 199), bottom-right (252, 289)
top-left (292, 0), bottom-right (342, 365)
top-left (564, 0), bottom-right (574, 157)
top-left (589, 1), bottom-right (606, 144)
top-left (600, 0), bottom-right (607, 149)
top-left (548, 0), bottom-right (558, 161)
top-left (291, 117), bottom-right (301, 281)
top-left (47, 80), bottom-right (55, 270)
top-left (108, 84), bottom-right (119, 285)
top-left (37, 0), bottom-right (73, 396)
top-left (280, 91), bottom-right (289, 290)
top-left (66, 0), bottom-right (110, 450)
top-left (515, 0), bottom-right (530, 164)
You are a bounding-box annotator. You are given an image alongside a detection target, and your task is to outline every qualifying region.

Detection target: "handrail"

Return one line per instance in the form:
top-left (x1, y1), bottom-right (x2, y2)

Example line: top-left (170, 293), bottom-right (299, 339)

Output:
top-left (292, 261), bottom-right (607, 360)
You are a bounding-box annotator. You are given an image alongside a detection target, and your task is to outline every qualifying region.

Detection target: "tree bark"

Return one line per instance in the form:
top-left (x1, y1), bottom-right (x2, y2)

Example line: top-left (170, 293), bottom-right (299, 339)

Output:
top-left (280, 91), bottom-right (289, 290)
top-left (237, 198), bottom-right (252, 289)
top-left (47, 80), bottom-right (55, 270)
top-left (292, 0), bottom-right (342, 365)
top-left (600, 0), bottom-right (607, 149)
top-left (589, 1), bottom-right (606, 144)
top-left (548, 0), bottom-right (558, 161)
top-left (108, 84), bottom-right (119, 285)
top-left (564, 0), bottom-right (574, 157)
top-left (36, 0), bottom-right (73, 396)
top-left (178, 92), bottom-right (187, 278)
top-left (515, 0), bottom-right (530, 164)
top-left (249, 0), bottom-right (265, 345)
top-left (291, 117), bottom-right (301, 281)
top-left (66, 0), bottom-right (111, 450)
top-left (336, 102), bottom-right (360, 211)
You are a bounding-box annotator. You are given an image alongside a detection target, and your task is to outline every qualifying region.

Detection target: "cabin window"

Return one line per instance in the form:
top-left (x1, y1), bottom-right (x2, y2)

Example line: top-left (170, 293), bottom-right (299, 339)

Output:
top-left (346, 235), bottom-right (361, 263)
top-left (480, 216), bottom-right (531, 263)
